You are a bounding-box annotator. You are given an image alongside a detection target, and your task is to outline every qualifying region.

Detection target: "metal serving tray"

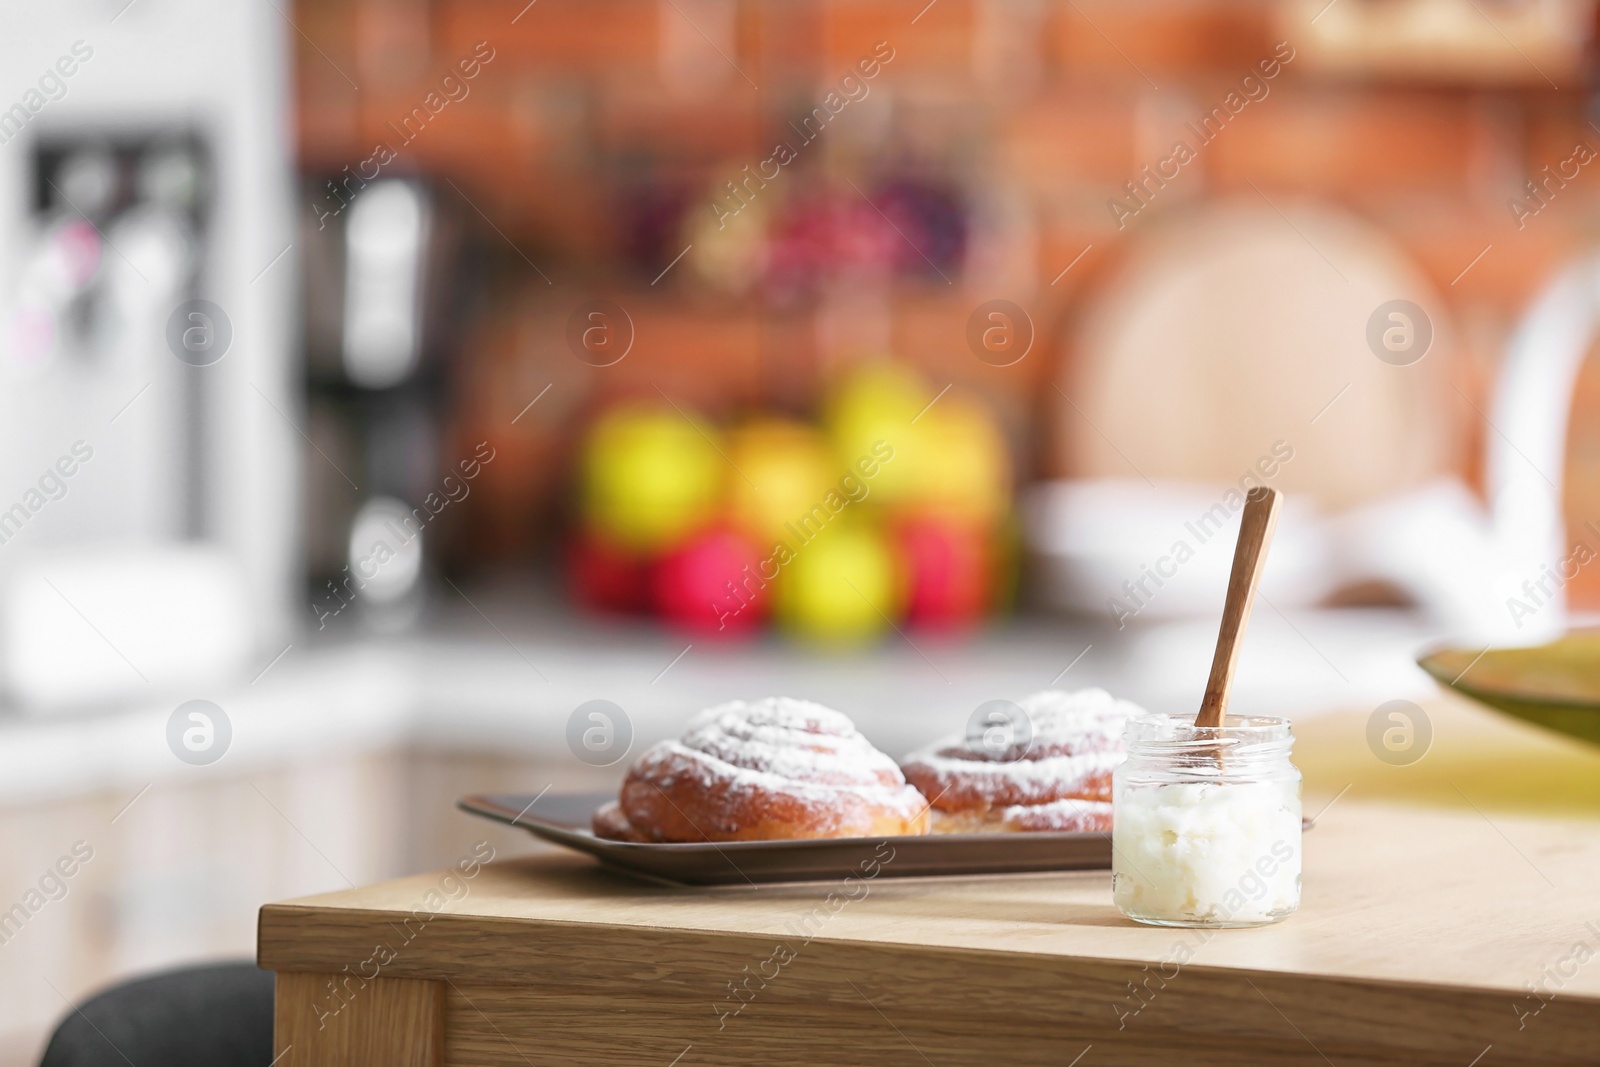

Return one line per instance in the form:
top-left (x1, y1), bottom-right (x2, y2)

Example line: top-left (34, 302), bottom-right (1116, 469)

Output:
top-left (458, 791), bottom-right (1119, 886)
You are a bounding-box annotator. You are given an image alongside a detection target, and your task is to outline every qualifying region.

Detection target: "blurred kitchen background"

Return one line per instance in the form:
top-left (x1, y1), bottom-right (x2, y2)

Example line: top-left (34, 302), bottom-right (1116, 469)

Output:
top-left (7, 0), bottom-right (1600, 1058)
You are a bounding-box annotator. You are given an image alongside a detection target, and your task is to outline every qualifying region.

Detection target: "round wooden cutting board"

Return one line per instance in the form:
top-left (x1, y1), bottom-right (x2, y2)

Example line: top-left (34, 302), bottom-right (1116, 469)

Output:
top-left (1057, 200), bottom-right (1461, 512)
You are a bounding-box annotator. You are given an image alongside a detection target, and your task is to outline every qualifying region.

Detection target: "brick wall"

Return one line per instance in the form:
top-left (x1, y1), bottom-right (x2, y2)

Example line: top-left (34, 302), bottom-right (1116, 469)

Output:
top-left (292, 0), bottom-right (1600, 603)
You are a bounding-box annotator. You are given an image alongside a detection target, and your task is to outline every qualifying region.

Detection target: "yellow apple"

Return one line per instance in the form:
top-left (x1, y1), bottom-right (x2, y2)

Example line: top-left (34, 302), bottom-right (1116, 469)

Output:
top-left (912, 396), bottom-right (1011, 522)
top-left (774, 521), bottom-right (902, 644)
top-left (825, 362), bottom-right (929, 507)
top-left (580, 403), bottom-right (723, 551)
top-left (726, 419), bottom-right (836, 546)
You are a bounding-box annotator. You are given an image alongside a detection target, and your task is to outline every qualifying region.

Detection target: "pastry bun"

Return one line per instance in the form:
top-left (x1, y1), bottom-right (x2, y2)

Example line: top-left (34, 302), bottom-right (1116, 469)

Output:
top-left (596, 697), bottom-right (931, 842)
top-left (901, 688), bottom-right (1138, 833)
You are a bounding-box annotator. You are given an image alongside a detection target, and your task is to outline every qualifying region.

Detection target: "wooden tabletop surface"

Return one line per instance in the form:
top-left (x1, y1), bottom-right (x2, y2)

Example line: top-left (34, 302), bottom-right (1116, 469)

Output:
top-left (261, 799), bottom-right (1600, 999)
top-left (260, 793), bottom-right (1600, 1066)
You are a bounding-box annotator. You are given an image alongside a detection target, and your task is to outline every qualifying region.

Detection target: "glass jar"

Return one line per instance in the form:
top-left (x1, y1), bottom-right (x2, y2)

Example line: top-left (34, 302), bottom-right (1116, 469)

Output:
top-left (1112, 713), bottom-right (1301, 928)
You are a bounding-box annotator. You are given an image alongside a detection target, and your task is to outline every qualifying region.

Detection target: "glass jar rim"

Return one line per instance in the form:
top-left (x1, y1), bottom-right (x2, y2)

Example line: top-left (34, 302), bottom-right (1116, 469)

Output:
top-left (1124, 712), bottom-right (1293, 746)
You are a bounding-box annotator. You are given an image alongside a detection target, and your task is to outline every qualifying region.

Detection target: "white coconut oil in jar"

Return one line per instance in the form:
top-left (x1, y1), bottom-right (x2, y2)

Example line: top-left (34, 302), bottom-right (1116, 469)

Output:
top-left (1112, 714), bottom-right (1301, 928)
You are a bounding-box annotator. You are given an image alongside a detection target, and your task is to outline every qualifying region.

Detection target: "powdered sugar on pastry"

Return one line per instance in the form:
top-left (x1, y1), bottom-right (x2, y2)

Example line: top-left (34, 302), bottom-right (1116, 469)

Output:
top-left (902, 688), bottom-right (1143, 815)
top-left (1013, 687), bottom-right (1138, 755)
top-left (606, 697), bottom-right (931, 842)
top-left (682, 698), bottom-right (907, 788)
top-left (931, 797), bottom-right (1114, 834)
top-left (901, 747), bottom-right (1124, 808)
top-left (1000, 797), bottom-right (1114, 833)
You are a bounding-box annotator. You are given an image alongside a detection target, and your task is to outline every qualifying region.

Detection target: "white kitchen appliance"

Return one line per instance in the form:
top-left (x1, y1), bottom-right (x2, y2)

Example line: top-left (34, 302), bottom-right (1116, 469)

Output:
top-left (0, 1), bottom-right (298, 707)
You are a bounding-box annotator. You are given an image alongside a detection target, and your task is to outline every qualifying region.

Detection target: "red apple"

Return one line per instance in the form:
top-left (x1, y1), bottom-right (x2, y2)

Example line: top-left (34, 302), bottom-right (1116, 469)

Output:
top-left (567, 531), bottom-right (650, 614)
top-left (892, 514), bottom-right (994, 630)
top-left (652, 526), bottom-right (771, 636)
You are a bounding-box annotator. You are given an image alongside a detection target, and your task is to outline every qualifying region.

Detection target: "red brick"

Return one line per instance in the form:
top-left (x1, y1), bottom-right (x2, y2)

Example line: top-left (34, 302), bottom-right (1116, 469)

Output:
top-left (353, 0), bottom-right (433, 87)
top-left (595, 81), bottom-right (765, 159)
top-left (1035, 228), bottom-right (1116, 303)
top-left (293, 1), bottom-right (363, 159)
top-left (594, 298), bottom-right (768, 413)
top-left (899, 294), bottom-right (1056, 410)
top-left (1207, 90), bottom-right (1478, 197)
top-left (436, 0), bottom-right (662, 69)
top-left (1523, 107), bottom-right (1596, 166)
top-left (1054, 0), bottom-right (1276, 83)
top-left (754, 1), bottom-right (826, 71)
top-left (821, 0), bottom-right (974, 74)
top-left (1377, 200), bottom-right (1592, 313)
top-left (354, 84), bottom-right (504, 159)
top-left (297, 95), bottom-right (363, 168)
top-left (1516, 108), bottom-right (1600, 223)
top-left (998, 93), bottom-right (1139, 192)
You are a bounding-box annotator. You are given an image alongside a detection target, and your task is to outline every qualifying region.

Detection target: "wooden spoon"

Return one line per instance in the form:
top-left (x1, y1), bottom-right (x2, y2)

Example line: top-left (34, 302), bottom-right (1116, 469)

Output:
top-left (1196, 486), bottom-right (1283, 729)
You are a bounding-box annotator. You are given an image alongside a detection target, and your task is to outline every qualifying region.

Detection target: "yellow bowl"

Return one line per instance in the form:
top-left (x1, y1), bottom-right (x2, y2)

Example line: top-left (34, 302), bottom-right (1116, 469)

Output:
top-left (1417, 631), bottom-right (1600, 748)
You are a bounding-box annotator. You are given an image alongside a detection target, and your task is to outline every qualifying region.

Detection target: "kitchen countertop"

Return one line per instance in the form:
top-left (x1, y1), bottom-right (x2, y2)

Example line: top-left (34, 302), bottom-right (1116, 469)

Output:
top-left (0, 599), bottom-right (1449, 808)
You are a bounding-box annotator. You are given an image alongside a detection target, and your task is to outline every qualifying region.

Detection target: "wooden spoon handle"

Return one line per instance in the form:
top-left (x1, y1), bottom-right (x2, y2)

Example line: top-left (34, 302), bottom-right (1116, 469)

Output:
top-left (1196, 486), bottom-right (1283, 728)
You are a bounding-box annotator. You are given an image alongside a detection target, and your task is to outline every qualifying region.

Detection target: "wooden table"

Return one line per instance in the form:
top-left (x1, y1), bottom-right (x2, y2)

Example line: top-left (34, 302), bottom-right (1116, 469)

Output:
top-left (258, 800), bottom-right (1600, 1066)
